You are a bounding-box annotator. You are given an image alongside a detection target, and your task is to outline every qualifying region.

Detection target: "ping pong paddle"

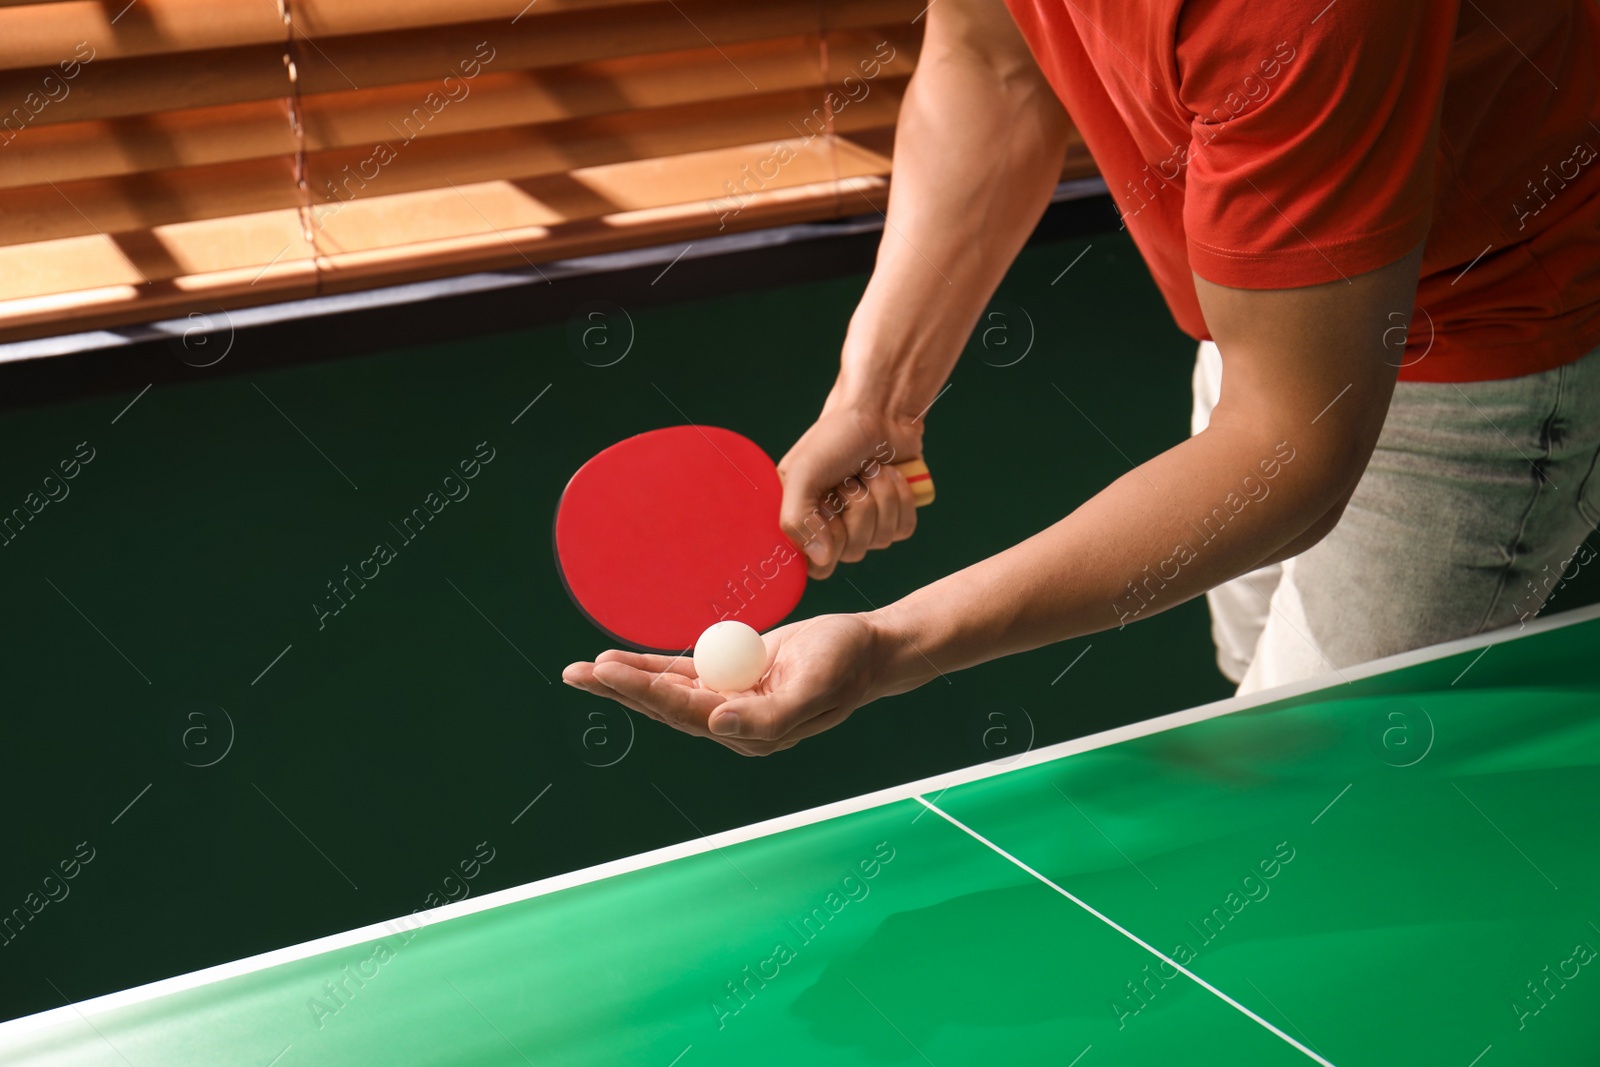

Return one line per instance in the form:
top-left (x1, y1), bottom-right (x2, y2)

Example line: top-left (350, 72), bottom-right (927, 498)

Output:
top-left (555, 425), bottom-right (933, 652)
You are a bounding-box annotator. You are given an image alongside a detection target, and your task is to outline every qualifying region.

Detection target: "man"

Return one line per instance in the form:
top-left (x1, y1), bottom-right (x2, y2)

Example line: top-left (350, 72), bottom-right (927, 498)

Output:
top-left (565, 0), bottom-right (1600, 756)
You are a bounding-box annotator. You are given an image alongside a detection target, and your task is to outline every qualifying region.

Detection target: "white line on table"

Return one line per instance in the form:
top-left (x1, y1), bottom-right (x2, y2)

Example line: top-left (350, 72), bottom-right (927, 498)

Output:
top-left (915, 795), bottom-right (1337, 1067)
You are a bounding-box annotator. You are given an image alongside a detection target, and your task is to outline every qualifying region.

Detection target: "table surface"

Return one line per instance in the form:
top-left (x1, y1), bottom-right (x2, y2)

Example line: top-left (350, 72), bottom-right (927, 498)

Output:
top-left (4, 604), bottom-right (1596, 1066)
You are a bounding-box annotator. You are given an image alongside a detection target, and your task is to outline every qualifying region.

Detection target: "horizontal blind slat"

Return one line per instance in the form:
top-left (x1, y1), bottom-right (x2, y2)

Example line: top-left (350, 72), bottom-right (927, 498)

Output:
top-left (0, 77), bottom-right (909, 245)
top-left (290, 2), bottom-right (916, 95)
top-left (0, 100), bottom-right (296, 190)
top-left (315, 136), bottom-right (853, 255)
top-left (0, 0), bottom-right (650, 70)
top-left (0, 157), bottom-right (303, 247)
top-left (303, 26), bottom-right (911, 151)
top-left (0, 208), bottom-right (317, 301)
top-left (0, 44), bottom-right (289, 128)
top-left (294, 0), bottom-right (663, 39)
top-left (0, 3), bottom-right (282, 69)
top-left (0, 1), bottom-right (920, 127)
top-left (306, 81), bottom-right (906, 216)
top-left (0, 0), bottom-right (920, 70)
top-left (0, 28), bottom-right (919, 188)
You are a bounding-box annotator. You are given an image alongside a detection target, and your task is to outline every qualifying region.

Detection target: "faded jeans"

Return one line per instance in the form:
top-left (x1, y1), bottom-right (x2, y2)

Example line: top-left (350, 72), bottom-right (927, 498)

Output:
top-left (1192, 340), bottom-right (1600, 695)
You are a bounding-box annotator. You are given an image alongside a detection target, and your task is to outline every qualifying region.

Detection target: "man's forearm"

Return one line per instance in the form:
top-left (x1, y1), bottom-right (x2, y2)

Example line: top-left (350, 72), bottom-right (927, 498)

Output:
top-left (830, 10), bottom-right (1072, 421)
top-left (864, 421), bottom-right (1351, 695)
top-left (863, 236), bottom-right (1422, 694)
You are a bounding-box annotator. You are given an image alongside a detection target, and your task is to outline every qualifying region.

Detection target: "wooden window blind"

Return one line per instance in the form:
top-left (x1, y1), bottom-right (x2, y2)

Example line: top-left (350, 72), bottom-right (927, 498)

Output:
top-left (0, 0), bottom-right (1095, 342)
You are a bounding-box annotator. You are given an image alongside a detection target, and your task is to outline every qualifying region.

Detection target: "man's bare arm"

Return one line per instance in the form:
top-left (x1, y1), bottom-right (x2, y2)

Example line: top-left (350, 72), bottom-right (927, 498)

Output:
top-left (832, 0), bottom-right (1073, 416)
top-left (862, 245), bottom-right (1422, 697)
top-left (777, 0), bottom-right (1073, 574)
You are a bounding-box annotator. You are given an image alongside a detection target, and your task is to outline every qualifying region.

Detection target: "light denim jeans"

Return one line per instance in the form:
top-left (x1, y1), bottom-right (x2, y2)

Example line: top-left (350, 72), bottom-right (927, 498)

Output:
top-left (1192, 340), bottom-right (1600, 695)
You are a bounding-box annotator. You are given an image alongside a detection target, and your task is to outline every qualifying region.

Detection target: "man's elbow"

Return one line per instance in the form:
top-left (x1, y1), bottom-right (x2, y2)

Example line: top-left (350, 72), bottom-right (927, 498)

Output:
top-left (1298, 496), bottom-right (1352, 550)
top-left (1273, 471), bottom-right (1363, 563)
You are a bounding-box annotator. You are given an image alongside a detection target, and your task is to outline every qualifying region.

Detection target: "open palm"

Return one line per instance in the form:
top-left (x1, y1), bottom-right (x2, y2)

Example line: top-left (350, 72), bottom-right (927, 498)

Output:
top-left (563, 614), bottom-right (881, 756)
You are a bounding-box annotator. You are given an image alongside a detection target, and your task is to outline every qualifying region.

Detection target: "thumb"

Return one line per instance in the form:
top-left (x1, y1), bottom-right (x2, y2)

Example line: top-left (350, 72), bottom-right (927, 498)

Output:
top-left (777, 454), bottom-right (842, 569)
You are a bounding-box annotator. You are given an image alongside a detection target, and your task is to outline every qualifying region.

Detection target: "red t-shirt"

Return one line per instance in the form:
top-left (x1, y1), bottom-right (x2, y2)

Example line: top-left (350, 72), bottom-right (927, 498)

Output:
top-left (1004, 0), bottom-right (1600, 382)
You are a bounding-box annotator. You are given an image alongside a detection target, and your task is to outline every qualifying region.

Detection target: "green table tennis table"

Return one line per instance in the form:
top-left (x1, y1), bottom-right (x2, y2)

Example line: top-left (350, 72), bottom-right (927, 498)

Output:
top-left (4, 605), bottom-right (1596, 1066)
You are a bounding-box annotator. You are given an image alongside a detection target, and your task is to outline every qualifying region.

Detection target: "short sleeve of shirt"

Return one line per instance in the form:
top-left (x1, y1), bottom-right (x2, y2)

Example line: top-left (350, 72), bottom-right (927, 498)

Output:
top-left (1176, 0), bottom-right (1455, 289)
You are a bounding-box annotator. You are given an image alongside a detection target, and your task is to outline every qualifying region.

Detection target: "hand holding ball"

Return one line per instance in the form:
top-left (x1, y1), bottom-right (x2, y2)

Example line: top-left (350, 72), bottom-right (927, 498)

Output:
top-left (694, 621), bottom-right (768, 693)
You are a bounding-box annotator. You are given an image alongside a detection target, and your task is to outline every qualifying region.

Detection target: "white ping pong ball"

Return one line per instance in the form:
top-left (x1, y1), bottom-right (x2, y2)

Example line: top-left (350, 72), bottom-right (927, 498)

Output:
top-left (694, 621), bottom-right (768, 693)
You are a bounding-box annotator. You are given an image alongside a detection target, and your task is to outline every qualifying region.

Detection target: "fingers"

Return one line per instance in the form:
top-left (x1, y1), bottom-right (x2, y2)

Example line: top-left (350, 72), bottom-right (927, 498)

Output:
top-left (803, 512), bottom-right (848, 581)
top-left (777, 411), bottom-right (911, 578)
top-left (792, 470), bottom-right (919, 576)
top-left (867, 470), bottom-right (901, 551)
top-left (567, 661), bottom-right (773, 757)
top-left (565, 661), bottom-right (685, 726)
top-left (594, 648), bottom-right (698, 678)
top-left (776, 469), bottom-right (834, 577)
top-left (778, 438), bottom-right (848, 573)
top-left (887, 465), bottom-right (918, 544)
top-left (775, 402), bottom-right (928, 580)
top-left (591, 661), bottom-right (720, 733)
top-left (561, 660), bottom-right (604, 689)
top-left (864, 466), bottom-right (912, 552)
top-left (566, 616), bottom-right (866, 757)
top-left (833, 462), bottom-right (919, 564)
top-left (836, 476), bottom-right (879, 565)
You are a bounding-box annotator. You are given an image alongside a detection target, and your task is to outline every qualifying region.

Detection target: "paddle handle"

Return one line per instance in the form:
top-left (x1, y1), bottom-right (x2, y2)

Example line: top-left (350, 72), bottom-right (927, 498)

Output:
top-left (894, 459), bottom-right (936, 507)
